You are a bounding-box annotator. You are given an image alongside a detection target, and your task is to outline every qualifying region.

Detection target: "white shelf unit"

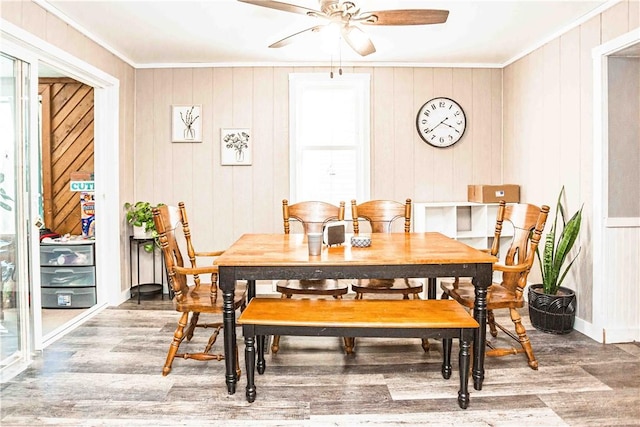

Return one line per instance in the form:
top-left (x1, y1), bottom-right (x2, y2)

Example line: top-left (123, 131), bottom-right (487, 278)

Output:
top-left (413, 202), bottom-right (515, 292)
top-left (413, 201), bottom-right (514, 248)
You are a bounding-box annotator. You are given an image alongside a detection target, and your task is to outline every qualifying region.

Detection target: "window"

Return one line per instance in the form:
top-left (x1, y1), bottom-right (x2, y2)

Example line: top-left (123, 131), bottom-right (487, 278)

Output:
top-left (289, 73), bottom-right (370, 206)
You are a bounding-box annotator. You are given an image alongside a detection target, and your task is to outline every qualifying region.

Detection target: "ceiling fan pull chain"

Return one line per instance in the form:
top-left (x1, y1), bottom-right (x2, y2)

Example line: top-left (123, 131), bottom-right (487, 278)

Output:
top-left (330, 53), bottom-right (334, 79)
top-left (339, 39), bottom-right (343, 76)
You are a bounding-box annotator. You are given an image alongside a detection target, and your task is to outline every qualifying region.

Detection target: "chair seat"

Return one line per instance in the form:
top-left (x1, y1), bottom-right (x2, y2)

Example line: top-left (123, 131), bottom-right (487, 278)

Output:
top-left (174, 282), bottom-right (247, 313)
top-left (440, 279), bottom-right (524, 310)
top-left (352, 278), bottom-right (423, 296)
top-left (276, 279), bottom-right (349, 296)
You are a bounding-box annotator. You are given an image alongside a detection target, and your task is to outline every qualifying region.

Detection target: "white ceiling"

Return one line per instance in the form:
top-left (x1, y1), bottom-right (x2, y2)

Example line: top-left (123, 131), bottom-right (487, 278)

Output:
top-left (40, 0), bottom-right (615, 68)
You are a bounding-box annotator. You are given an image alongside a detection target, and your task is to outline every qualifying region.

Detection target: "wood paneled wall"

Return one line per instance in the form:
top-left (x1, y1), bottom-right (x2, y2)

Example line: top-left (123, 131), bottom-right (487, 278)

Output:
top-left (134, 66), bottom-right (503, 251)
top-left (503, 0), bottom-right (640, 322)
top-left (2, 1), bottom-right (136, 294)
top-left (39, 78), bottom-right (94, 235)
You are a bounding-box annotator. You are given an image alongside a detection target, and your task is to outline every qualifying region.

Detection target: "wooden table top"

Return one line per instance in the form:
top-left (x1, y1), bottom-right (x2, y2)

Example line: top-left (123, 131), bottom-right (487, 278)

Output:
top-left (238, 298), bottom-right (480, 329)
top-left (215, 232), bottom-right (496, 267)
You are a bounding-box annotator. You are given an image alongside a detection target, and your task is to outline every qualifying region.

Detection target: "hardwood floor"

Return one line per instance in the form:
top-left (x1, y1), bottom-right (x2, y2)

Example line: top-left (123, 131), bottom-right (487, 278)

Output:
top-left (1, 295), bottom-right (639, 426)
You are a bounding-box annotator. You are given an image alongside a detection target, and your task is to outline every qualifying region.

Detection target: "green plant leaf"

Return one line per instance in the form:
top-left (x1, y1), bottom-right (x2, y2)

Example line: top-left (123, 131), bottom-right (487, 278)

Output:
top-left (538, 187), bottom-right (582, 295)
top-left (552, 207), bottom-right (582, 287)
top-left (124, 201), bottom-right (164, 234)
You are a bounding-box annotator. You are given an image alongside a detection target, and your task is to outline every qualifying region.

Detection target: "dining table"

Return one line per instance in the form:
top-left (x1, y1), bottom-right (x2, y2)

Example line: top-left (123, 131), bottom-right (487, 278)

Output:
top-left (215, 232), bottom-right (496, 395)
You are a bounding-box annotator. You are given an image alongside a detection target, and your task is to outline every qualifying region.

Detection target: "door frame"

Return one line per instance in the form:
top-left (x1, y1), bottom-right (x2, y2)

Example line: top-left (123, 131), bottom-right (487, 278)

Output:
top-left (1, 19), bottom-right (121, 352)
top-left (592, 28), bottom-right (640, 343)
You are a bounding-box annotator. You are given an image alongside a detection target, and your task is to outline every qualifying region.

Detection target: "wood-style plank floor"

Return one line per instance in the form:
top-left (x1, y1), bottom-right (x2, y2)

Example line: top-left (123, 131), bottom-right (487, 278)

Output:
top-left (1, 295), bottom-right (639, 426)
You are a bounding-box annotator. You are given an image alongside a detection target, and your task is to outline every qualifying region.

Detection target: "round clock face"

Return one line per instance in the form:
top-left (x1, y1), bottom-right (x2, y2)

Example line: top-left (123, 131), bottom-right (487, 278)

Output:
top-left (416, 97), bottom-right (467, 148)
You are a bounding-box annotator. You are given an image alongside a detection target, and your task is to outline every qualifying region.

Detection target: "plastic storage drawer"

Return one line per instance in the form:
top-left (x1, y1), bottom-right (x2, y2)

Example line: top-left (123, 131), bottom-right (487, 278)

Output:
top-left (41, 286), bottom-right (96, 308)
top-left (41, 266), bottom-right (95, 288)
top-left (40, 244), bottom-right (94, 266)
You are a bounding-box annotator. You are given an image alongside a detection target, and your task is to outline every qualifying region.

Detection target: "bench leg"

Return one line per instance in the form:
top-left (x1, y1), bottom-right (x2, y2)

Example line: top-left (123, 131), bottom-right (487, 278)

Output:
top-left (244, 334), bottom-right (257, 403)
top-left (257, 335), bottom-right (266, 375)
top-left (458, 338), bottom-right (471, 409)
top-left (441, 338), bottom-right (452, 379)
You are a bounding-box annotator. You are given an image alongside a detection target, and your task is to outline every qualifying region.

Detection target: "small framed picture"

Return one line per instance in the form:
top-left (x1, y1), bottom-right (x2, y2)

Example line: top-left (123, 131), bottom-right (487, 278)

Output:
top-left (221, 128), bottom-right (252, 166)
top-left (172, 105), bottom-right (202, 142)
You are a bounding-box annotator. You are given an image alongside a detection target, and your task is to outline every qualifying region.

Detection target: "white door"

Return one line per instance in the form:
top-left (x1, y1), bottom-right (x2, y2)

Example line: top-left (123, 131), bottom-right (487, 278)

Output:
top-left (0, 47), bottom-right (40, 380)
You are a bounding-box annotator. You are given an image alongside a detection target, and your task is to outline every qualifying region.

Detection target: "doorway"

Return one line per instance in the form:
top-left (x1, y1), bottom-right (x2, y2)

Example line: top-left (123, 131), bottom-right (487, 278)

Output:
top-left (1, 23), bottom-right (121, 380)
top-left (38, 68), bottom-right (97, 339)
top-left (592, 29), bottom-right (640, 344)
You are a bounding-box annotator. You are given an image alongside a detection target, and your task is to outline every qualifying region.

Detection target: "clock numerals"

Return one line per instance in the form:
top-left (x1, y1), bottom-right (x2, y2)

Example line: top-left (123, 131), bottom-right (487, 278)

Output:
top-left (416, 97), bottom-right (466, 148)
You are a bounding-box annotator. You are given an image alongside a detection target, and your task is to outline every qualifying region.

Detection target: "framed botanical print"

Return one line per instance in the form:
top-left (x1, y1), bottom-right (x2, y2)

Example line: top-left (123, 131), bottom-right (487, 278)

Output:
top-left (172, 105), bottom-right (202, 142)
top-left (221, 128), bottom-right (252, 165)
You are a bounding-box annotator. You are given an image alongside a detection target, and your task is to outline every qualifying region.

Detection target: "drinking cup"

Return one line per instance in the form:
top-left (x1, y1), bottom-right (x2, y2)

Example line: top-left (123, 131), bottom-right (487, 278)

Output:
top-left (307, 233), bottom-right (323, 256)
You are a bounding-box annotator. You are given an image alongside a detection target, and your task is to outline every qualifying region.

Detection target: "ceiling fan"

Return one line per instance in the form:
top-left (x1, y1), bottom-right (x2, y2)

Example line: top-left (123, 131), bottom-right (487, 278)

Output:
top-left (238, 0), bottom-right (449, 57)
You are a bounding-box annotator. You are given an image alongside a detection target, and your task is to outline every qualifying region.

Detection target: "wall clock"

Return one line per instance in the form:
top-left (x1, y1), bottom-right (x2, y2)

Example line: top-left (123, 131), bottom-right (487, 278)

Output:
top-left (416, 97), bottom-right (467, 148)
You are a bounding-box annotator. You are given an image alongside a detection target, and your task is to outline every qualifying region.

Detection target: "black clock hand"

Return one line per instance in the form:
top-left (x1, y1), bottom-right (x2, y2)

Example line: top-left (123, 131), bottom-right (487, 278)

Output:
top-left (441, 120), bottom-right (461, 134)
top-left (426, 118), bottom-right (447, 134)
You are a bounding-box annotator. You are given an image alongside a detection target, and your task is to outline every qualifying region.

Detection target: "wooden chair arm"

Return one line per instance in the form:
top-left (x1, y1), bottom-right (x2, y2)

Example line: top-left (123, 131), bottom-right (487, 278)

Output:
top-left (174, 265), bottom-right (219, 276)
top-left (492, 263), bottom-right (529, 274)
top-left (194, 250), bottom-right (224, 257)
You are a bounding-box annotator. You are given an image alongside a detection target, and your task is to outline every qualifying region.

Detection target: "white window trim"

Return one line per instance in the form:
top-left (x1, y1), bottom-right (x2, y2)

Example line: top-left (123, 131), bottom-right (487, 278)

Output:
top-left (289, 73), bottom-right (370, 206)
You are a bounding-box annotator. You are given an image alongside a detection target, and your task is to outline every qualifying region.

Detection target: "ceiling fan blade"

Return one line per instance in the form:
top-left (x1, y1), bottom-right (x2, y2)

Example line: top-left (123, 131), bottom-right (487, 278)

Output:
top-left (269, 25), bottom-right (324, 48)
top-left (237, 0), bottom-right (320, 17)
top-left (361, 9), bottom-right (449, 25)
top-left (341, 25), bottom-right (376, 57)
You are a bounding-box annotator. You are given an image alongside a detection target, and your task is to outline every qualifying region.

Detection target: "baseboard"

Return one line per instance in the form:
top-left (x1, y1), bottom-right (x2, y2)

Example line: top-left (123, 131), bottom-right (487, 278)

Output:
top-left (601, 326), bottom-right (640, 344)
top-left (572, 317), bottom-right (603, 343)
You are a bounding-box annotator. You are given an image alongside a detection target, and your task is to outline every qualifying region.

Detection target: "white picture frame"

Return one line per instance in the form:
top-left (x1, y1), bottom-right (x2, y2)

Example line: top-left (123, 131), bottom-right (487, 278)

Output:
top-left (221, 128), bottom-right (252, 165)
top-left (172, 105), bottom-right (202, 142)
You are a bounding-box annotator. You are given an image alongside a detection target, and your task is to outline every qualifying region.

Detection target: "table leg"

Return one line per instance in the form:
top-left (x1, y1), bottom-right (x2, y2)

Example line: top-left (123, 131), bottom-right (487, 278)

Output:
top-left (247, 279), bottom-right (256, 301)
top-left (472, 265), bottom-right (491, 391)
top-left (244, 332), bottom-right (256, 403)
top-left (441, 338), bottom-right (452, 379)
top-left (219, 269), bottom-right (237, 395)
top-left (458, 334), bottom-right (471, 409)
top-left (427, 278), bottom-right (437, 299)
top-left (257, 335), bottom-right (266, 375)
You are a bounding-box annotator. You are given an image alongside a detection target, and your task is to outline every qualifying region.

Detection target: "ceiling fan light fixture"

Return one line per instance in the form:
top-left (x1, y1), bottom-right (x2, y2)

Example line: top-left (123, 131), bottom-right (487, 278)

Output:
top-left (342, 24), bottom-right (376, 56)
top-left (320, 21), bottom-right (342, 53)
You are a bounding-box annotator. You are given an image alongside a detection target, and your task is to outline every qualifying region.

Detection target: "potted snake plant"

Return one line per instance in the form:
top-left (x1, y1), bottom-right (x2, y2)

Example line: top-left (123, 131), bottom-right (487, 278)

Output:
top-left (528, 186), bottom-right (582, 334)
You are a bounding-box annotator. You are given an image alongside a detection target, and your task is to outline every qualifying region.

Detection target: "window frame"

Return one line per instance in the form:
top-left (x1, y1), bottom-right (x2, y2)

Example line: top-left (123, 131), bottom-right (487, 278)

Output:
top-left (288, 73), bottom-right (371, 206)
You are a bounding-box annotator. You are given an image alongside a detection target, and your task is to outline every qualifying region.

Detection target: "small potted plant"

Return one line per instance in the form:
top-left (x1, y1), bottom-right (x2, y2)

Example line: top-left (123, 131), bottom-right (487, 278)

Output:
top-left (124, 201), bottom-right (163, 252)
top-left (528, 186), bottom-right (583, 334)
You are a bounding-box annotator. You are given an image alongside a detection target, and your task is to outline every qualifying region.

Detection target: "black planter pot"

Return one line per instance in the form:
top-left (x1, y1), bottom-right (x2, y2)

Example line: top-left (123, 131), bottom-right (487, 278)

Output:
top-left (527, 284), bottom-right (576, 334)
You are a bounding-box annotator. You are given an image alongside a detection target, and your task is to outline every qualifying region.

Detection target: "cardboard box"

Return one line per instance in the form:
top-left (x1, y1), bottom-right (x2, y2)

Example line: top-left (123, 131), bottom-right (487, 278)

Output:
top-left (70, 171), bottom-right (94, 181)
top-left (467, 184), bottom-right (520, 203)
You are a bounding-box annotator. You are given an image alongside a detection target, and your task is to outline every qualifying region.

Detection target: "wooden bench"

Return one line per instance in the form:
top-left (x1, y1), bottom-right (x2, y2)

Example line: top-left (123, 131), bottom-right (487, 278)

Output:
top-left (238, 298), bottom-right (479, 409)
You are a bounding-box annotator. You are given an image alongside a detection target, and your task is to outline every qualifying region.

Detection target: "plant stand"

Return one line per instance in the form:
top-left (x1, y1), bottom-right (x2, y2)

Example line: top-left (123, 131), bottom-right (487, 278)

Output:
top-left (528, 284), bottom-right (576, 334)
top-left (129, 236), bottom-right (164, 304)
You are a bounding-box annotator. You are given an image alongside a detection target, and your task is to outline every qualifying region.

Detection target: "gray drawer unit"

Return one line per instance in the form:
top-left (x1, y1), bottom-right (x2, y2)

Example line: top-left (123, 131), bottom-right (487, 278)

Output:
top-left (41, 286), bottom-right (96, 308)
top-left (40, 243), bottom-right (94, 266)
top-left (40, 241), bottom-right (96, 309)
top-left (41, 266), bottom-right (95, 288)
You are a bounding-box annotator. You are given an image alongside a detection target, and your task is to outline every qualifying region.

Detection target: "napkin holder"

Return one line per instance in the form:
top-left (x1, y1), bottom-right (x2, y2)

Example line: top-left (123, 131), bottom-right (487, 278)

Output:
top-left (323, 221), bottom-right (345, 246)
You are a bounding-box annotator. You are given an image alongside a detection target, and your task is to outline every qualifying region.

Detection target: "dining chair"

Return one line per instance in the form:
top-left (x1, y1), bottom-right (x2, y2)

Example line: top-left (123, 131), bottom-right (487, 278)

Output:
top-left (440, 201), bottom-right (550, 369)
top-left (350, 198), bottom-right (428, 352)
top-left (152, 202), bottom-right (247, 376)
top-left (271, 199), bottom-right (351, 354)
